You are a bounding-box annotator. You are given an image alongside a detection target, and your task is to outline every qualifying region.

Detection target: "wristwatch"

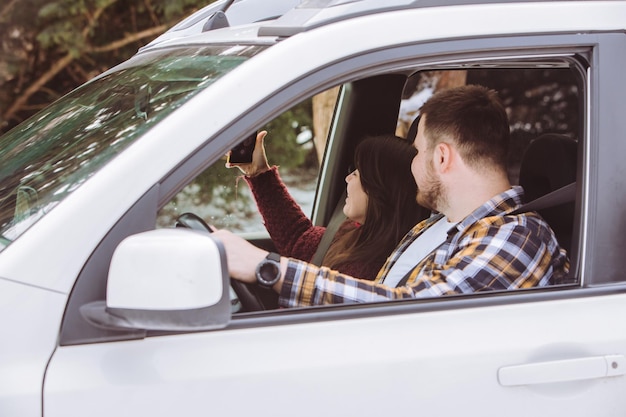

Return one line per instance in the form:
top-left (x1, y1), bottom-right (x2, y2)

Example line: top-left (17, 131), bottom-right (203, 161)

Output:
top-left (255, 252), bottom-right (281, 287)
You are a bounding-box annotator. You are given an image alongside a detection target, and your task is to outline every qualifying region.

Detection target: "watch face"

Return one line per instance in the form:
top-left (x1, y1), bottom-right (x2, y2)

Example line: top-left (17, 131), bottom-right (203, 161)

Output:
top-left (259, 262), bottom-right (279, 279)
top-left (256, 252), bottom-right (281, 287)
top-left (259, 260), bottom-right (280, 285)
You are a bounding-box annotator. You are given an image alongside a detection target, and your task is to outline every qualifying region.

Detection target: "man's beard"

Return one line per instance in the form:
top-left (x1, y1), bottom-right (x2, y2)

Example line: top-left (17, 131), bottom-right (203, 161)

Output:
top-left (416, 166), bottom-right (446, 212)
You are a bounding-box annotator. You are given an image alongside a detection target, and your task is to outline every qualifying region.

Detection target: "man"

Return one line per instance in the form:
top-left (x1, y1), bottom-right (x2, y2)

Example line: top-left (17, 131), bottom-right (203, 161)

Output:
top-left (214, 85), bottom-right (569, 307)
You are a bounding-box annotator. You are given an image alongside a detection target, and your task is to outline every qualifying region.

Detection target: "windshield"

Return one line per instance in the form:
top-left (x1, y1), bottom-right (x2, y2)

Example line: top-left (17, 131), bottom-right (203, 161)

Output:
top-left (0, 44), bottom-right (265, 251)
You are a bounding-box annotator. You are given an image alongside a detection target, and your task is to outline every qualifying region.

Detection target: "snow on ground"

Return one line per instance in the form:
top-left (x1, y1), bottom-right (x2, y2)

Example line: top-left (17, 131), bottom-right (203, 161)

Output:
top-left (158, 168), bottom-right (317, 233)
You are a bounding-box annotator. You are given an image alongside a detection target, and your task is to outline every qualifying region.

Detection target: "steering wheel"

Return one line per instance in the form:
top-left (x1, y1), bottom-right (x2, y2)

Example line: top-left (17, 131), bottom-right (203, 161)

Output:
top-left (175, 212), bottom-right (266, 312)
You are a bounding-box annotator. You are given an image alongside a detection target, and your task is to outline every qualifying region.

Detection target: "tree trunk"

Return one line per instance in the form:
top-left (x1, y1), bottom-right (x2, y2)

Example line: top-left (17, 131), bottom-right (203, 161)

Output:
top-left (311, 86), bottom-right (340, 165)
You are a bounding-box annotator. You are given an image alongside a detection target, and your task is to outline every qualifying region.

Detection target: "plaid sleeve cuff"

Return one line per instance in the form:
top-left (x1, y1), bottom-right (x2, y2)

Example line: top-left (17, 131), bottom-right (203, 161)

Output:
top-left (278, 258), bottom-right (321, 308)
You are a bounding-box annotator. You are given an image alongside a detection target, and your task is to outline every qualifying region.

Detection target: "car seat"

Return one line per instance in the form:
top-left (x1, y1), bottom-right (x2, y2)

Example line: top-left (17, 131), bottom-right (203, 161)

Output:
top-left (518, 133), bottom-right (578, 253)
top-left (406, 114), bottom-right (420, 142)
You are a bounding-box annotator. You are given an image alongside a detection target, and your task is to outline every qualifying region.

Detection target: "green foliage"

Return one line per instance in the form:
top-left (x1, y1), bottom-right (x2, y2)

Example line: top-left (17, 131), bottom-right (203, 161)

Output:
top-left (1, 0), bottom-right (217, 133)
top-left (262, 99), bottom-right (315, 170)
top-left (37, 0), bottom-right (108, 50)
top-left (37, 21), bottom-right (86, 51)
top-left (38, 0), bottom-right (88, 19)
top-left (160, 0), bottom-right (205, 20)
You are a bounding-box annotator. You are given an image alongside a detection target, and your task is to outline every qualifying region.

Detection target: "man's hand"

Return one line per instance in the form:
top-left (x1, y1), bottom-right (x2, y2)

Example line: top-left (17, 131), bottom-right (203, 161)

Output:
top-left (212, 229), bottom-right (287, 293)
top-left (212, 229), bottom-right (267, 284)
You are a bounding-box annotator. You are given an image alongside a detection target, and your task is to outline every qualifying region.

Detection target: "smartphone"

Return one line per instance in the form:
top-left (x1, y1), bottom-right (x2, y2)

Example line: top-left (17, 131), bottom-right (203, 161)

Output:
top-left (227, 132), bottom-right (256, 164)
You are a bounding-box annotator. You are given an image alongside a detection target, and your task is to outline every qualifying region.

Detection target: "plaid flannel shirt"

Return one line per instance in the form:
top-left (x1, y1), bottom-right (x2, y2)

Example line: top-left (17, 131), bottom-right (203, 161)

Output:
top-left (278, 186), bottom-right (570, 307)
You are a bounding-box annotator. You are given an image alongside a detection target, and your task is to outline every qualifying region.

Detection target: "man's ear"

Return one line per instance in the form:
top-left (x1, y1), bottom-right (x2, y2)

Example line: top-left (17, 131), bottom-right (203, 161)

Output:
top-left (433, 142), bottom-right (453, 173)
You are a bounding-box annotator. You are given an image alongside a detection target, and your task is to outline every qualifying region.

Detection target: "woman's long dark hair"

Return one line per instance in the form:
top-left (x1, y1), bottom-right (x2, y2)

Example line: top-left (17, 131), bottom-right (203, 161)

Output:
top-left (322, 134), bottom-right (429, 274)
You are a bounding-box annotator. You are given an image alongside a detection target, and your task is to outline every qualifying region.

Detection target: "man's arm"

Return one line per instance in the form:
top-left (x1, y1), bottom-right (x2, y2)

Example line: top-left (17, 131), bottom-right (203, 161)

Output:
top-left (277, 216), bottom-right (567, 307)
top-left (213, 215), bottom-right (568, 308)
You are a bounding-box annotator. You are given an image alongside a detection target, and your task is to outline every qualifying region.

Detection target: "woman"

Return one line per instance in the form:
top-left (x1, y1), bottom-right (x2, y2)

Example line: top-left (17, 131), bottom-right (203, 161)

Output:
top-left (229, 131), bottom-right (428, 280)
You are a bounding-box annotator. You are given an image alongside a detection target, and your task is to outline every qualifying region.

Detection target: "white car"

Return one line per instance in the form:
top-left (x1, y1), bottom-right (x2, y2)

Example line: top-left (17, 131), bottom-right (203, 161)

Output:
top-left (1, 0), bottom-right (626, 415)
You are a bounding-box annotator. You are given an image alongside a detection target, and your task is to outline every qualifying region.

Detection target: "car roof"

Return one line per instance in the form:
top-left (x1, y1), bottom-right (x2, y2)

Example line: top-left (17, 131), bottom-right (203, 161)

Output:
top-left (142, 0), bottom-right (608, 50)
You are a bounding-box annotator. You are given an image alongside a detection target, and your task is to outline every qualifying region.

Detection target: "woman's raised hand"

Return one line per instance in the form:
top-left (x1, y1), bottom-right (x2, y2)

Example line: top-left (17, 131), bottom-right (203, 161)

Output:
top-left (226, 130), bottom-right (271, 177)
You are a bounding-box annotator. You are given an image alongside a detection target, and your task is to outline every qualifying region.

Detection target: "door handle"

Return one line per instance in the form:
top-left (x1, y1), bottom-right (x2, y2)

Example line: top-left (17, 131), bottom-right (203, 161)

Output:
top-left (498, 354), bottom-right (626, 386)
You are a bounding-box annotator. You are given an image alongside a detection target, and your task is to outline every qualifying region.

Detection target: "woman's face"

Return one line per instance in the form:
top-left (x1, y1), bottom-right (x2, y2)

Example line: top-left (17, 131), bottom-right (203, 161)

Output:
top-left (343, 168), bottom-right (368, 224)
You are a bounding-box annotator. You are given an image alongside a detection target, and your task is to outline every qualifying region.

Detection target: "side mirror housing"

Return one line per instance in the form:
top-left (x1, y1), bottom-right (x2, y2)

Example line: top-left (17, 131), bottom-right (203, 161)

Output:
top-left (82, 229), bottom-right (231, 331)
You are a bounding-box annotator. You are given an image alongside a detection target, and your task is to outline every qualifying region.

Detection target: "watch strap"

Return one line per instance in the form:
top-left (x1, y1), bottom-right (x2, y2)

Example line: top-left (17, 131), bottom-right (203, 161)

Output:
top-left (266, 251), bottom-right (280, 263)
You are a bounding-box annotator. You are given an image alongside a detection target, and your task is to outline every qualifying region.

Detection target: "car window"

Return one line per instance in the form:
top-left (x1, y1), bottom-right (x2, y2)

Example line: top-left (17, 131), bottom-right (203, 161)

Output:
top-left (157, 88), bottom-right (339, 233)
top-left (156, 58), bottom-right (584, 317)
top-left (396, 66), bottom-right (582, 283)
top-left (160, 62), bottom-right (584, 312)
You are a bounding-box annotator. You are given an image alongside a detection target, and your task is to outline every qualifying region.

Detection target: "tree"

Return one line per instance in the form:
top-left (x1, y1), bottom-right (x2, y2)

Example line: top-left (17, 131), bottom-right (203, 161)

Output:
top-left (0, 0), bottom-right (215, 134)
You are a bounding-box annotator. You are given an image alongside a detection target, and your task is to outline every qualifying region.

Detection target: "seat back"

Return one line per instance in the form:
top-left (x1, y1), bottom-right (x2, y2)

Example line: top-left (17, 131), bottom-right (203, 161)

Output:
top-left (518, 133), bottom-right (578, 252)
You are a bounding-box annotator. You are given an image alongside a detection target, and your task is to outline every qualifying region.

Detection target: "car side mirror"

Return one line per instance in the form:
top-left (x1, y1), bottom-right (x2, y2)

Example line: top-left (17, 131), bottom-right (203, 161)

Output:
top-left (81, 229), bottom-right (231, 331)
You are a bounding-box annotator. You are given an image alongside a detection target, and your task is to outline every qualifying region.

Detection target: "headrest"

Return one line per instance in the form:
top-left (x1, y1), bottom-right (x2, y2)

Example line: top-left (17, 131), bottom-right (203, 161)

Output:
top-left (519, 133), bottom-right (577, 202)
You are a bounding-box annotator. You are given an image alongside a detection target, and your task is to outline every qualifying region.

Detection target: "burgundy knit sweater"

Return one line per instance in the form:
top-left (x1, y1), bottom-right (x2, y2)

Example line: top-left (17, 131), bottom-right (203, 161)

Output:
top-left (245, 166), bottom-right (382, 281)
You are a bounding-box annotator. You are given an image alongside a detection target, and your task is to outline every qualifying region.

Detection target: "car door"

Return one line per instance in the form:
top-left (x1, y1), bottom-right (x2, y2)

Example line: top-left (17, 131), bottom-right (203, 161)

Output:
top-left (44, 17), bottom-right (626, 417)
top-left (45, 292), bottom-right (626, 416)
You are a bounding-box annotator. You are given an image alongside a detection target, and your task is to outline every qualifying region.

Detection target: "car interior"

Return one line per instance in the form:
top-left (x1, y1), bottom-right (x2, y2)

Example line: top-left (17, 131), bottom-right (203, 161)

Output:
top-left (161, 64), bottom-right (581, 314)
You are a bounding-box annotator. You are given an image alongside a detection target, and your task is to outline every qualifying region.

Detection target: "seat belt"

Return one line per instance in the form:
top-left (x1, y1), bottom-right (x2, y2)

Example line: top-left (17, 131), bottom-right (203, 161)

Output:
top-left (310, 191), bottom-right (347, 266)
top-left (511, 182), bottom-right (576, 215)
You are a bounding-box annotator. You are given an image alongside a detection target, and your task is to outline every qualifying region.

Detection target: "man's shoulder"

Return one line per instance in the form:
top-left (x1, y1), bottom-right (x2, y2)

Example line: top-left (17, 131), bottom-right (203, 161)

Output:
top-left (455, 212), bottom-right (563, 264)
top-left (465, 210), bottom-right (553, 238)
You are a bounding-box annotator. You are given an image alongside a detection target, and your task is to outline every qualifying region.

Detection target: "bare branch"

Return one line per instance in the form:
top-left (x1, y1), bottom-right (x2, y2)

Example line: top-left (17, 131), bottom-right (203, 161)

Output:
top-left (144, 0), bottom-right (160, 26)
top-left (88, 24), bottom-right (168, 53)
top-left (2, 53), bottom-right (75, 123)
top-left (83, 0), bottom-right (119, 37)
top-left (2, 22), bottom-right (167, 124)
top-left (0, 0), bottom-right (18, 23)
top-left (2, 0), bottom-right (171, 127)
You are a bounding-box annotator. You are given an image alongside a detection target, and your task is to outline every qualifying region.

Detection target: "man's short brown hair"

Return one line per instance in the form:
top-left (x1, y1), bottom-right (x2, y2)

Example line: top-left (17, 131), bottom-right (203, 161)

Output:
top-left (420, 84), bottom-right (510, 171)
